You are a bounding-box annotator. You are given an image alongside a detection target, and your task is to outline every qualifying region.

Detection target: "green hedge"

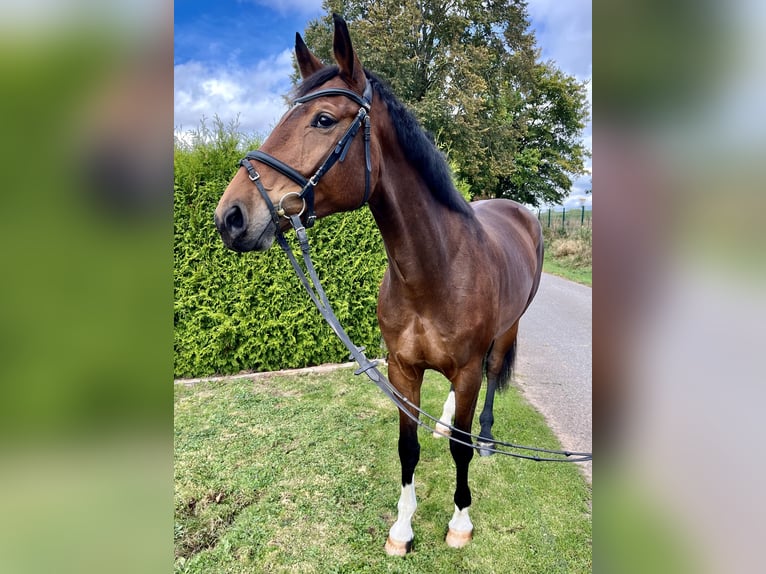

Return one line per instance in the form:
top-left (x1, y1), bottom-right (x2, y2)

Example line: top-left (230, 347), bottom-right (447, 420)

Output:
top-left (174, 121), bottom-right (388, 378)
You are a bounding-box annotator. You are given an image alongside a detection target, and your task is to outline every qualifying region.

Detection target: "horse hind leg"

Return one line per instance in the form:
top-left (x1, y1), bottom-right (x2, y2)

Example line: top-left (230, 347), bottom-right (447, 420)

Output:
top-left (478, 377), bottom-right (500, 457)
top-left (479, 322), bottom-right (519, 456)
top-left (433, 385), bottom-right (455, 438)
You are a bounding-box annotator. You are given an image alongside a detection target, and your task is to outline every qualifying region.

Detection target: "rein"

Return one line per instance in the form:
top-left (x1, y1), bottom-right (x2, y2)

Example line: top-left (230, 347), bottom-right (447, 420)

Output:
top-left (239, 81), bottom-right (592, 464)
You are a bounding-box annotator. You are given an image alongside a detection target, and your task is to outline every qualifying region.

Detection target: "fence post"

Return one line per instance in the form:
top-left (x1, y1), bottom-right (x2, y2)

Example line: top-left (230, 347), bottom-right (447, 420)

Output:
top-left (547, 208), bottom-right (551, 228)
top-left (581, 205), bottom-right (585, 225)
top-left (562, 207), bottom-right (566, 228)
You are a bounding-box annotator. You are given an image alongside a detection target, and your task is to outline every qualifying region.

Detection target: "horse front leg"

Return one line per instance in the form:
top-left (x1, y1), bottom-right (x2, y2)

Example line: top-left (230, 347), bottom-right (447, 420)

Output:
top-left (446, 365), bottom-right (482, 548)
top-left (384, 362), bottom-right (423, 556)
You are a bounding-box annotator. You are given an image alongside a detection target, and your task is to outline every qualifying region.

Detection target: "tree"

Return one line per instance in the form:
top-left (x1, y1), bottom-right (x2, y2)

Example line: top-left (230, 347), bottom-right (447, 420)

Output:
top-left (299, 0), bottom-right (589, 206)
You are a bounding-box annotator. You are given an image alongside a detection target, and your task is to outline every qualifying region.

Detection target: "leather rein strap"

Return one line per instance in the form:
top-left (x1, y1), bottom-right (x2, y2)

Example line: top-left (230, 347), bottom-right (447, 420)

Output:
top-left (274, 216), bottom-right (592, 463)
top-left (238, 79), bottom-right (591, 463)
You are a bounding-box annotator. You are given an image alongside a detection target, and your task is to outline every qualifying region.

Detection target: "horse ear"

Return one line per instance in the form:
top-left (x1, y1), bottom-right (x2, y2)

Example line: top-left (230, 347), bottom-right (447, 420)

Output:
top-left (295, 33), bottom-right (324, 79)
top-left (332, 14), bottom-right (366, 91)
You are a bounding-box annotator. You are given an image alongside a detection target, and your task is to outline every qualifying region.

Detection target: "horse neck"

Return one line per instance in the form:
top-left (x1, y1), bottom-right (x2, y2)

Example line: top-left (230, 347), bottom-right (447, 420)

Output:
top-left (368, 148), bottom-right (472, 290)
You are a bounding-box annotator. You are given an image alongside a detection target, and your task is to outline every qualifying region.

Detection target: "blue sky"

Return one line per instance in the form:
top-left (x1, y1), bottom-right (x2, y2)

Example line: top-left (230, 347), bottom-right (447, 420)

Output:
top-left (174, 0), bottom-right (592, 205)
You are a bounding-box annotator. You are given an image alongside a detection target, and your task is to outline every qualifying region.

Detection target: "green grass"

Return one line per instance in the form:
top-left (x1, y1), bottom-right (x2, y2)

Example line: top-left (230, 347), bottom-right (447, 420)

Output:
top-left (543, 257), bottom-right (592, 286)
top-left (175, 368), bottom-right (591, 573)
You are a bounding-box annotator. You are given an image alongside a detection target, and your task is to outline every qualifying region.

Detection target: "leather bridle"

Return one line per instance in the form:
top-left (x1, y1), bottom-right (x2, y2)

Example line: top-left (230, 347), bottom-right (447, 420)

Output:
top-left (238, 79), bottom-right (373, 230)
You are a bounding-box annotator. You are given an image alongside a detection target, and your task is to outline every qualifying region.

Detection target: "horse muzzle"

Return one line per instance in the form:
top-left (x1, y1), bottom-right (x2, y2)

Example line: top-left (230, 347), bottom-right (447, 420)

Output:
top-left (214, 202), bottom-right (276, 252)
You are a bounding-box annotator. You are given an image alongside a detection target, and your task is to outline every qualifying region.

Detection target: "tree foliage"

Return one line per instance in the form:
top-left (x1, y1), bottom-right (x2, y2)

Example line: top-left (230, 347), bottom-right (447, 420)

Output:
top-left (300, 0), bottom-right (589, 206)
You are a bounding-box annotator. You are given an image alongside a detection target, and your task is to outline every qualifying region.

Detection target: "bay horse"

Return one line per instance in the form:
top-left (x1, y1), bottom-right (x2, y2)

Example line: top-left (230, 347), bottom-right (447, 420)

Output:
top-left (214, 15), bottom-right (543, 555)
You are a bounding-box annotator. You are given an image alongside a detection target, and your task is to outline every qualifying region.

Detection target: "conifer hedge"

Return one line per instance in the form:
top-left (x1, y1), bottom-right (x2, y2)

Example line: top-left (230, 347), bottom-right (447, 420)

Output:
top-left (174, 121), bottom-right (387, 378)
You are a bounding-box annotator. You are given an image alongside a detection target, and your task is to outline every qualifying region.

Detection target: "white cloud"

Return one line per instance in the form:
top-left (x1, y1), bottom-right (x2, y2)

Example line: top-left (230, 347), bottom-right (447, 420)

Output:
top-left (174, 49), bottom-right (295, 137)
top-left (201, 78), bottom-right (244, 101)
top-left (526, 0), bottom-right (592, 80)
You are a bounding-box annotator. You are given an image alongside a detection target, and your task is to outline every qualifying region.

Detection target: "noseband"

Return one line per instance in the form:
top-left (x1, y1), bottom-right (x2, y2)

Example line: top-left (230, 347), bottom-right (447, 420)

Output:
top-left (239, 79), bottom-right (373, 229)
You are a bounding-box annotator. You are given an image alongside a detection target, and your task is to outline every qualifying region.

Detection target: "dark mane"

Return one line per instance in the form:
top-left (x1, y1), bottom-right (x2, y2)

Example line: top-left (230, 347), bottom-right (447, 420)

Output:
top-left (293, 67), bottom-right (474, 217)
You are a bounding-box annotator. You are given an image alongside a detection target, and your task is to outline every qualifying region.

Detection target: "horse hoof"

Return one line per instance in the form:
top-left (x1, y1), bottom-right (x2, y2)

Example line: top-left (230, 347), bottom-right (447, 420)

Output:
top-left (432, 424), bottom-right (451, 439)
top-left (478, 441), bottom-right (494, 457)
top-left (385, 536), bottom-right (413, 556)
top-left (446, 527), bottom-right (473, 548)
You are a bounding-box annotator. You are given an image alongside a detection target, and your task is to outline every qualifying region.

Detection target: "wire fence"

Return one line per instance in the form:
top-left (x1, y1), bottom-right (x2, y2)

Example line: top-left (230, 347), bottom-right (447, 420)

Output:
top-left (537, 206), bottom-right (592, 231)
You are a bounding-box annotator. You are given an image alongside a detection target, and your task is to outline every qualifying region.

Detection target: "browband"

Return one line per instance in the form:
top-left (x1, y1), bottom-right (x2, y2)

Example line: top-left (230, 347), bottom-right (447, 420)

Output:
top-left (294, 81), bottom-right (373, 110)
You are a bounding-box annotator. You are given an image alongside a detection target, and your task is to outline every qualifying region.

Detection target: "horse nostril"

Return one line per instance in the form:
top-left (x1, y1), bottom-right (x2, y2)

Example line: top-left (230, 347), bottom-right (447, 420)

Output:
top-left (224, 205), bottom-right (245, 233)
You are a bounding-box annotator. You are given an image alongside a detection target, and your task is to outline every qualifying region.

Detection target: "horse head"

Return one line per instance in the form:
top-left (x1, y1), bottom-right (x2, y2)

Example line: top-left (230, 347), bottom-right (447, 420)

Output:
top-left (214, 15), bottom-right (378, 252)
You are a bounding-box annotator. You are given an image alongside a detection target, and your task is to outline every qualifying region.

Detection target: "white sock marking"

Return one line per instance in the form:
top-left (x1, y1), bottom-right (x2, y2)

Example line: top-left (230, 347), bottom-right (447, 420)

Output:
top-left (448, 504), bottom-right (473, 533)
top-left (388, 478), bottom-right (417, 543)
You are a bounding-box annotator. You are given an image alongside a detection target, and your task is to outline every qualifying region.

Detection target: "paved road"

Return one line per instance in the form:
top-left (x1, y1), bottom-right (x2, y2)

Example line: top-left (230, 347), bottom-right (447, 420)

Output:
top-left (515, 273), bottom-right (592, 482)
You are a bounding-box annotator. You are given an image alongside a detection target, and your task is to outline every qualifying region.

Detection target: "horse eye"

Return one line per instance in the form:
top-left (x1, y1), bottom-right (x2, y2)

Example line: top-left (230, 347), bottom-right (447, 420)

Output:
top-left (313, 113), bottom-right (337, 129)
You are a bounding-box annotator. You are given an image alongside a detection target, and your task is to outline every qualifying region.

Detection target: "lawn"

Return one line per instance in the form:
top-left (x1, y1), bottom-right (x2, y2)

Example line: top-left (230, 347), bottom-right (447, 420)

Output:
top-left (543, 257), bottom-right (592, 287)
top-left (174, 368), bottom-right (592, 573)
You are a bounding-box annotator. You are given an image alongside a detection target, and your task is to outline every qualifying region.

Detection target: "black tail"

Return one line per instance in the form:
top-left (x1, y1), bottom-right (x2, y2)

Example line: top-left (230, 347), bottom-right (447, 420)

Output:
top-left (493, 338), bottom-right (517, 392)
